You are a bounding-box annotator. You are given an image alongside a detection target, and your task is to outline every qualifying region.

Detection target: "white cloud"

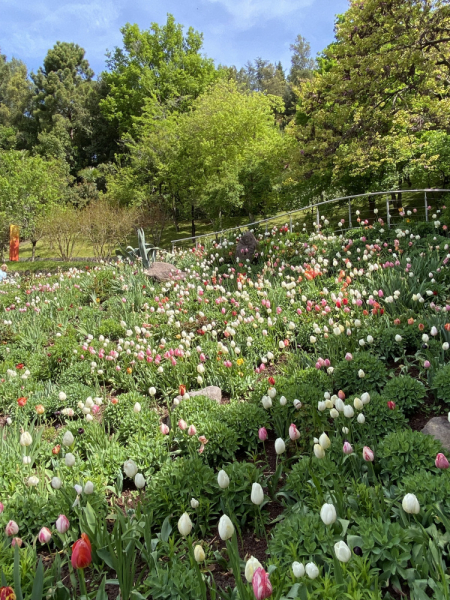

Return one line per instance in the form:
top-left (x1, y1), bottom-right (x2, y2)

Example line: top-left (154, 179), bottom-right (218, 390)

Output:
top-left (205, 0), bottom-right (314, 26)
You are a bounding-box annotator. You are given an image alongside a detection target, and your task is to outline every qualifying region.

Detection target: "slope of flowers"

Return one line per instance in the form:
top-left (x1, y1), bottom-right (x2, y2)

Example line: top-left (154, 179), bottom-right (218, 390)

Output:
top-left (1, 213), bottom-right (450, 599)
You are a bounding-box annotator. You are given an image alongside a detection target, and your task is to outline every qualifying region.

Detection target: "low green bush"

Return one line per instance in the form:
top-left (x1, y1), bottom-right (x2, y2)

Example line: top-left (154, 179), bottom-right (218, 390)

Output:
top-left (333, 352), bottom-right (388, 394)
top-left (383, 375), bottom-right (426, 414)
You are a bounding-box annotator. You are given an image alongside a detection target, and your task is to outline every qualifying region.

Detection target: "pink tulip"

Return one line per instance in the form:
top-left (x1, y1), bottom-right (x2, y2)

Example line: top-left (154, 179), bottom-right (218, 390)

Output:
top-left (0, 502), bottom-right (4, 514)
top-left (56, 514), bottom-right (70, 534)
top-left (11, 537), bottom-right (22, 547)
top-left (198, 435), bottom-right (208, 444)
top-left (258, 427), bottom-right (268, 442)
top-left (343, 442), bottom-right (353, 455)
top-left (252, 567), bottom-right (273, 600)
top-left (160, 423), bottom-right (169, 435)
top-left (338, 390), bottom-right (345, 400)
top-left (289, 423), bottom-right (300, 441)
top-left (38, 527), bottom-right (52, 544)
top-left (435, 453), bottom-right (449, 469)
top-left (362, 446), bottom-right (374, 462)
top-left (178, 419), bottom-right (188, 431)
top-left (5, 520), bottom-right (19, 536)
top-left (424, 361), bottom-right (431, 369)
top-left (345, 353), bottom-right (353, 361)
top-left (188, 425), bottom-right (197, 436)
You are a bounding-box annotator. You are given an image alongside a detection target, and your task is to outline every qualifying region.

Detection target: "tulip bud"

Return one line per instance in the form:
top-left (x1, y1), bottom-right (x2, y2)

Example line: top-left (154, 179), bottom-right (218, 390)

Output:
top-left (289, 423), bottom-right (300, 441)
top-left (267, 387), bottom-right (276, 399)
top-left (358, 369), bottom-right (365, 378)
top-left (23, 456), bottom-right (31, 465)
top-left (133, 402), bottom-right (141, 413)
top-left (188, 425), bottom-right (197, 436)
top-left (431, 326), bottom-right (438, 336)
top-left (318, 401), bottom-right (326, 411)
top-left (275, 438), bottom-right (285, 455)
top-left (59, 392), bottom-right (67, 401)
top-left (38, 527), bottom-right (52, 544)
top-left (279, 396), bottom-right (287, 406)
top-left (361, 392), bottom-right (370, 404)
top-left (314, 444), bottom-right (325, 459)
top-left (293, 399), bottom-right (301, 410)
top-left (402, 493), bottom-right (420, 514)
top-left (218, 470), bottom-right (230, 489)
top-left (330, 408), bottom-right (339, 418)
top-left (261, 396), bottom-right (272, 409)
top-left (160, 423), bottom-right (169, 435)
top-left (62, 431), bottom-right (74, 447)
top-left (342, 427), bottom-right (349, 434)
top-left (292, 561), bottom-right (305, 577)
top-left (20, 432), bottom-right (32, 447)
top-left (194, 545), bottom-right (205, 562)
top-left (218, 514), bottom-right (234, 540)
top-left (56, 514), bottom-right (70, 534)
top-left (84, 481), bottom-right (94, 494)
top-left (362, 446), bottom-right (374, 461)
top-left (334, 540), bottom-right (351, 563)
top-left (74, 484), bottom-right (82, 495)
top-left (357, 413), bottom-right (365, 424)
top-left (149, 387), bottom-right (156, 396)
top-left (435, 453), bottom-right (449, 469)
top-left (65, 453), bottom-right (75, 467)
top-left (305, 562), bottom-right (319, 579)
top-left (343, 441), bottom-right (353, 455)
top-left (5, 520), bottom-right (19, 536)
top-left (443, 342), bottom-right (449, 351)
top-left (245, 556), bottom-right (262, 582)
top-left (258, 427), bottom-right (268, 441)
top-left (319, 433), bottom-right (331, 449)
top-left (343, 405), bottom-right (354, 418)
top-left (191, 498), bottom-right (199, 509)
top-left (251, 482), bottom-right (264, 505)
top-left (178, 419), bottom-right (188, 431)
top-left (177, 512), bottom-right (193, 537)
top-left (52, 444), bottom-right (61, 455)
top-left (354, 398), bottom-right (363, 410)
top-left (123, 459), bottom-right (138, 478)
top-left (51, 477), bottom-right (62, 490)
top-left (252, 567), bottom-right (272, 600)
top-left (134, 473), bottom-right (146, 489)
top-left (28, 476), bottom-right (39, 486)
top-left (11, 537), bottom-right (22, 548)
top-left (320, 503), bottom-right (337, 525)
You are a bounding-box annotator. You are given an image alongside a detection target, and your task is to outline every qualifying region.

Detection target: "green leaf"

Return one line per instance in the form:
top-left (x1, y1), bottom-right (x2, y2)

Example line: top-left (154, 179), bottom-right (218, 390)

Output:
top-left (13, 544), bottom-right (23, 600)
top-left (30, 558), bottom-right (44, 600)
top-left (160, 517), bottom-right (172, 543)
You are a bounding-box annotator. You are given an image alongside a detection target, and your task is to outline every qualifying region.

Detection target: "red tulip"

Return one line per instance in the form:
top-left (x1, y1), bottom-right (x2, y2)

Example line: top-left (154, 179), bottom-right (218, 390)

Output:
top-left (435, 453), bottom-right (449, 469)
top-left (17, 397), bottom-right (27, 407)
top-left (179, 385), bottom-right (186, 397)
top-left (387, 401), bottom-right (396, 410)
top-left (0, 586), bottom-right (16, 600)
top-left (268, 377), bottom-right (275, 386)
top-left (71, 533), bottom-right (92, 569)
top-left (252, 567), bottom-right (273, 600)
top-left (258, 427), bottom-right (268, 442)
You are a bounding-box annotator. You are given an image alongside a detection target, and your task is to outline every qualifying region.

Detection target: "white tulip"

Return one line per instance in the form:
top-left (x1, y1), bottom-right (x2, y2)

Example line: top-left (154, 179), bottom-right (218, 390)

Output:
top-left (20, 432), bottom-right (32, 447)
top-left (335, 398), bottom-right (345, 412)
top-left (293, 399), bottom-right (302, 410)
top-left (305, 562), bottom-right (319, 579)
top-left (194, 545), bottom-right (205, 562)
top-left (320, 503), bottom-right (337, 525)
top-left (85, 397), bottom-right (94, 408)
top-left (191, 498), bottom-right (199, 509)
top-left (62, 431), bottom-right (74, 447)
top-left (84, 481), bottom-right (94, 495)
top-left (443, 342), bottom-right (449, 351)
top-left (319, 433), bottom-right (331, 449)
top-left (358, 369), bottom-right (365, 378)
top-left (133, 402), bottom-right (141, 413)
top-left (59, 392), bottom-right (67, 401)
top-left (357, 413), bottom-right (365, 424)
top-left (149, 387), bottom-right (156, 396)
top-left (51, 476), bottom-right (62, 489)
top-left (431, 326), bottom-right (438, 337)
top-left (330, 408), bottom-right (339, 419)
top-left (134, 473), bottom-right (146, 489)
top-left (292, 561), bottom-right (305, 577)
top-left (395, 335), bottom-right (402, 342)
top-left (268, 387), bottom-right (277, 399)
top-left (402, 493), bottom-right (420, 514)
top-left (334, 540), bottom-right (351, 563)
top-left (361, 392), bottom-right (370, 405)
top-left (218, 514), bottom-right (234, 540)
top-left (343, 405), bottom-right (354, 418)
top-left (177, 512), bottom-right (193, 536)
top-left (28, 476), bottom-right (39, 486)
top-left (354, 398), bottom-right (363, 410)
top-left (314, 444), bottom-right (325, 459)
top-left (318, 401), bottom-right (326, 411)
top-left (197, 364), bottom-right (205, 374)
top-left (245, 556), bottom-right (262, 582)
top-left (218, 470), bottom-right (230, 489)
top-left (342, 427), bottom-right (349, 434)
top-left (22, 456), bottom-right (31, 465)
top-left (123, 459), bottom-right (138, 478)
top-left (261, 396), bottom-right (272, 409)
top-left (251, 483), bottom-right (264, 505)
top-left (65, 453), bottom-right (75, 467)
top-left (279, 396), bottom-right (287, 406)
top-left (275, 438), bottom-right (286, 455)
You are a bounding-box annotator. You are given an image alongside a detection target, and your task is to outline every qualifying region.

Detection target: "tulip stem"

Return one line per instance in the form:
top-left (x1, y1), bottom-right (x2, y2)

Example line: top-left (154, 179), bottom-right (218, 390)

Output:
top-left (187, 538), bottom-right (207, 600)
top-left (77, 568), bottom-right (88, 600)
top-left (226, 534), bottom-right (248, 600)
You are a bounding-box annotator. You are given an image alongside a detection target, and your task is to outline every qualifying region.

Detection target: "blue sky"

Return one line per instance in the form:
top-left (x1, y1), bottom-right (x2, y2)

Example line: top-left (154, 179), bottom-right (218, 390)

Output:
top-left (1, 0), bottom-right (349, 76)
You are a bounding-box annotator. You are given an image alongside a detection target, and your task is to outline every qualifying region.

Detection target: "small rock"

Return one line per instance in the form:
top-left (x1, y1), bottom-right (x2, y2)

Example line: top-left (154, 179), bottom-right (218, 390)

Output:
top-left (236, 231), bottom-right (257, 262)
top-left (422, 416), bottom-right (450, 451)
top-left (144, 262), bottom-right (186, 283)
top-left (172, 386), bottom-right (222, 409)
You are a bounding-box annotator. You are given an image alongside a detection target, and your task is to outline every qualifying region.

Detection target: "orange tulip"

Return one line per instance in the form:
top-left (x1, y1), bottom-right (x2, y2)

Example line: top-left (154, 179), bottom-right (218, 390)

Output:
top-left (0, 587), bottom-right (16, 600)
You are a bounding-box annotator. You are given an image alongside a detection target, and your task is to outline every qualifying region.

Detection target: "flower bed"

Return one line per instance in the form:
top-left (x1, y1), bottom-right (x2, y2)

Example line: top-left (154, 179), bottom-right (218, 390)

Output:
top-left (1, 212), bottom-right (450, 599)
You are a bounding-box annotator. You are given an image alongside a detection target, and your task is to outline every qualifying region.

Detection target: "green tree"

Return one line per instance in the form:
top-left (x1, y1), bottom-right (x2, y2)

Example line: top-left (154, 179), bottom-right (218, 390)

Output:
top-left (288, 0), bottom-right (450, 202)
top-left (31, 42), bottom-right (97, 171)
top-left (288, 35), bottom-right (315, 83)
top-left (100, 14), bottom-right (219, 137)
top-left (0, 150), bottom-right (67, 260)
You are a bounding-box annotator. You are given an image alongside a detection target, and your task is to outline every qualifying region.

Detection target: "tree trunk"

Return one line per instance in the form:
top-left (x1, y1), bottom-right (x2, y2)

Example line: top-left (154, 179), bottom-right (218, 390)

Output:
top-left (368, 195), bottom-right (376, 223)
top-left (31, 240), bottom-right (37, 262)
top-left (191, 205), bottom-right (196, 239)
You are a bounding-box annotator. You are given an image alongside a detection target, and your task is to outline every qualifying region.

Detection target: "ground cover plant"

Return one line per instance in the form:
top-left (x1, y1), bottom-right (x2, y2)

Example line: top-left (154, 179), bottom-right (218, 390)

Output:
top-left (1, 207), bottom-right (450, 599)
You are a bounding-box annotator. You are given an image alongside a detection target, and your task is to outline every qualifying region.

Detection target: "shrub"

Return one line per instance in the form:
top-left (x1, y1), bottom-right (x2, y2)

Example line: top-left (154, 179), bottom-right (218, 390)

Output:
top-left (103, 392), bottom-right (160, 442)
top-left (377, 429), bottom-right (442, 483)
top-left (353, 393), bottom-right (408, 445)
top-left (333, 352), bottom-right (388, 394)
top-left (39, 205), bottom-right (81, 261)
top-left (283, 456), bottom-right (341, 509)
top-left (383, 376), bottom-right (426, 414)
top-left (96, 318), bottom-right (124, 341)
top-left (432, 363), bottom-right (450, 405)
top-left (397, 469), bottom-right (450, 516)
top-left (221, 401), bottom-right (269, 451)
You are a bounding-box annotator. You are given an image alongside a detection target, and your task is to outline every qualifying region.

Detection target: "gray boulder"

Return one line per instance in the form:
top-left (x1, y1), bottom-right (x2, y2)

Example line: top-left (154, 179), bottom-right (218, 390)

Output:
top-left (422, 416), bottom-right (450, 451)
top-left (144, 262), bottom-right (186, 283)
top-left (236, 231), bottom-right (257, 262)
